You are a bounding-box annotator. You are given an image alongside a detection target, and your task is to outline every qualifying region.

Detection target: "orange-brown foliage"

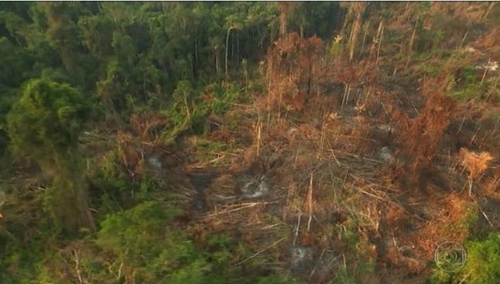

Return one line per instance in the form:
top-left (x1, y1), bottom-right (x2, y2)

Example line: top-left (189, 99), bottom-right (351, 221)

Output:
top-left (398, 75), bottom-right (457, 188)
top-left (459, 148), bottom-right (493, 179)
top-left (266, 33), bottom-right (325, 112)
top-left (116, 130), bottom-right (141, 176)
top-left (130, 112), bottom-right (169, 143)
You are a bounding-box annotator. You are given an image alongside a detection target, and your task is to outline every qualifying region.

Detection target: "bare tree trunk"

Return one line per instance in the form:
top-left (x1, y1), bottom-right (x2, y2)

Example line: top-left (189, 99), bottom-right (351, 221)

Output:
top-left (231, 30), bottom-right (235, 61)
top-left (81, 189), bottom-right (96, 233)
top-left (349, 3), bottom-right (366, 62)
top-left (339, 4), bottom-right (351, 36)
top-left (236, 31), bottom-right (240, 64)
top-left (370, 21), bottom-right (384, 60)
top-left (215, 49), bottom-right (220, 75)
top-left (278, 2), bottom-right (296, 37)
top-left (405, 17), bottom-right (418, 68)
top-left (483, 2), bottom-right (496, 20)
top-left (225, 26), bottom-right (235, 81)
top-left (359, 21), bottom-right (370, 58)
top-left (278, 5), bottom-right (288, 36)
top-left (376, 22), bottom-right (384, 65)
top-left (194, 35), bottom-right (199, 78)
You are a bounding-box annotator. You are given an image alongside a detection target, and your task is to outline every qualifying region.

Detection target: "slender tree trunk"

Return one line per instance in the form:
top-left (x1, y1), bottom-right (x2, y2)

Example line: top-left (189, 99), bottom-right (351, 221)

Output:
top-left (80, 186), bottom-right (96, 233)
top-left (349, 3), bottom-right (366, 62)
top-left (359, 21), bottom-right (370, 58)
top-left (278, 6), bottom-right (288, 36)
top-left (458, 29), bottom-right (468, 50)
top-left (370, 21), bottom-right (384, 60)
top-left (143, 75), bottom-right (147, 102)
top-left (405, 17), bottom-right (418, 68)
top-left (194, 35), bottom-right (199, 78)
top-left (237, 31), bottom-right (240, 65)
top-left (483, 2), bottom-right (496, 20)
top-left (307, 61), bottom-right (312, 95)
top-left (162, 2), bottom-right (169, 14)
top-left (339, 4), bottom-right (351, 36)
top-left (376, 23), bottom-right (384, 65)
top-left (188, 54), bottom-right (194, 80)
top-left (231, 30), bottom-right (235, 61)
top-left (269, 24), bottom-right (277, 52)
top-left (161, 61), bottom-right (167, 74)
top-left (278, 2), bottom-right (296, 37)
top-left (225, 26), bottom-right (234, 81)
top-left (215, 49), bottom-right (220, 76)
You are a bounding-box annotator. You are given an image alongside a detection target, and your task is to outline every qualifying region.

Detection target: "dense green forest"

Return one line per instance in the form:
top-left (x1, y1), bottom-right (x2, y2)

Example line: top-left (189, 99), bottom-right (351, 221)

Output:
top-left (1, 2), bottom-right (500, 283)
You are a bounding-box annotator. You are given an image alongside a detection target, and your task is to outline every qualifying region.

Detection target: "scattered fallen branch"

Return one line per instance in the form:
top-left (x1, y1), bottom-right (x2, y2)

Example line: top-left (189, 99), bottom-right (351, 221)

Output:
top-left (234, 237), bottom-right (287, 267)
top-left (206, 201), bottom-right (278, 218)
top-left (306, 173), bottom-right (314, 232)
top-left (479, 207), bottom-right (494, 228)
top-left (293, 212), bottom-right (302, 246)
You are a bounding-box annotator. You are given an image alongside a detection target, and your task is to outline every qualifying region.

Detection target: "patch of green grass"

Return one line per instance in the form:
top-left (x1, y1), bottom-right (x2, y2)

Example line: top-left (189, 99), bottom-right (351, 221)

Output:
top-left (429, 232), bottom-right (500, 284)
top-left (444, 62), bottom-right (500, 102)
top-left (448, 81), bottom-right (488, 102)
top-left (331, 266), bottom-right (357, 284)
top-left (419, 60), bottom-right (443, 76)
top-left (330, 213), bottom-right (376, 283)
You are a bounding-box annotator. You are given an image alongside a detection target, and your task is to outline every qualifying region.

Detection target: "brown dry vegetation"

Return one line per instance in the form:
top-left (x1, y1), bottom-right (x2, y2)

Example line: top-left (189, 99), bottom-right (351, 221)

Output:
top-left (158, 6), bottom-right (500, 281)
top-left (45, 3), bottom-right (500, 283)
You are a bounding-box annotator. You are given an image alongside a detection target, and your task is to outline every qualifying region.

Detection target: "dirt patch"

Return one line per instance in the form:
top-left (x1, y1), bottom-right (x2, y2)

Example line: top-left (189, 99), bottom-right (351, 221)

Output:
top-left (187, 171), bottom-right (216, 212)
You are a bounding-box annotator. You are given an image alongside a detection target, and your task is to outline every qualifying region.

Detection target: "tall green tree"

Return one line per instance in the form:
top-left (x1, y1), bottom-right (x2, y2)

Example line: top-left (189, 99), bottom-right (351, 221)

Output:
top-left (39, 3), bottom-right (89, 84)
top-left (7, 78), bottom-right (95, 233)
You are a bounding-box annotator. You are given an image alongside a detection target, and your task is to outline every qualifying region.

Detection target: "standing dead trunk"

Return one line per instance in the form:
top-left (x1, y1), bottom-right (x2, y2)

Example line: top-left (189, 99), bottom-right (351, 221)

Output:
top-left (194, 35), bottom-right (199, 78)
top-left (215, 49), bottom-right (220, 75)
top-left (370, 21), bottom-right (384, 60)
top-left (359, 21), bottom-right (370, 58)
top-left (236, 31), bottom-right (240, 64)
top-left (278, 5), bottom-right (288, 36)
top-left (278, 2), bottom-right (296, 37)
top-left (80, 187), bottom-right (96, 233)
top-left (339, 4), bottom-right (351, 36)
top-left (376, 22), bottom-right (384, 65)
top-left (348, 3), bottom-right (366, 62)
top-left (225, 26), bottom-right (235, 81)
top-left (405, 17), bottom-right (418, 68)
top-left (483, 2), bottom-right (496, 20)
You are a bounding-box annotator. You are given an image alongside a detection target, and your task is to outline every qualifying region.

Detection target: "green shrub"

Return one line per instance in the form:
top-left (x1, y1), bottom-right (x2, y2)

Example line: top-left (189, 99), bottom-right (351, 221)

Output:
top-left (94, 200), bottom-right (294, 283)
top-left (7, 78), bottom-right (89, 168)
top-left (429, 233), bottom-right (500, 284)
top-left (463, 233), bottom-right (500, 283)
